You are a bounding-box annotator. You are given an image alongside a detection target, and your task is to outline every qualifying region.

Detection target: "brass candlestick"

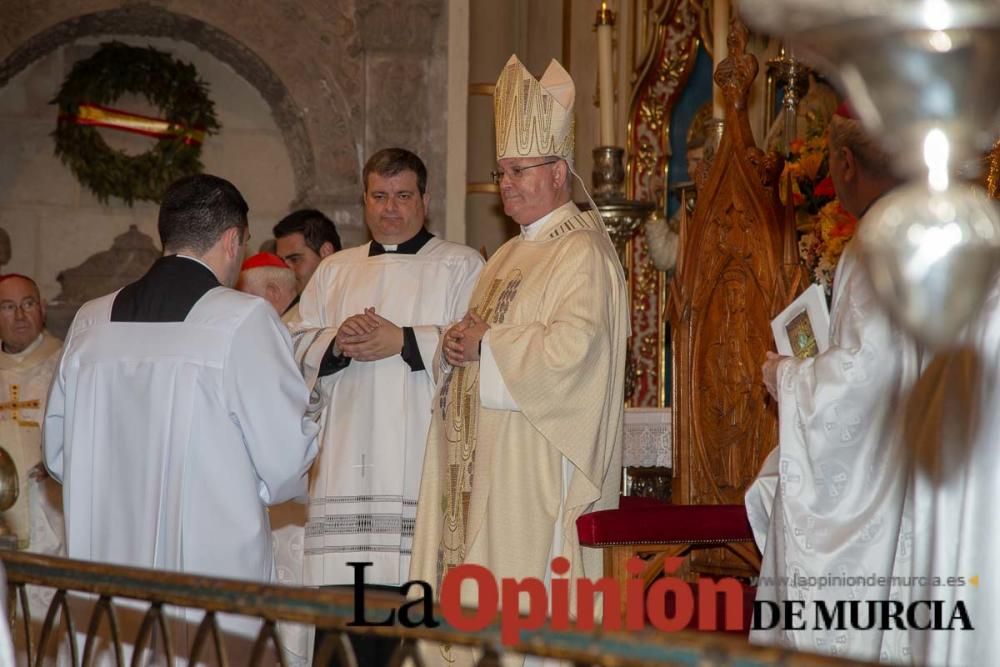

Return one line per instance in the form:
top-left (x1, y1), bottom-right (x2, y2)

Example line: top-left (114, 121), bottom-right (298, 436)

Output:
top-left (766, 46), bottom-right (811, 154)
top-left (591, 147), bottom-right (654, 263)
top-left (589, 146), bottom-right (655, 404)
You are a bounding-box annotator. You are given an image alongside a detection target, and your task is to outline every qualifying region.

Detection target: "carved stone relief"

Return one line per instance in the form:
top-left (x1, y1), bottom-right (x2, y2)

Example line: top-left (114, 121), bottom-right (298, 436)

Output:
top-left (46, 225), bottom-right (160, 338)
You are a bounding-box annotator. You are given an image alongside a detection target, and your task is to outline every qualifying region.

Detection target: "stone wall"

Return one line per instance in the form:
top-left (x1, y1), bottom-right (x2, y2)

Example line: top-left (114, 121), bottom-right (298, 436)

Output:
top-left (0, 0), bottom-right (449, 303)
top-left (0, 35), bottom-right (297, 299)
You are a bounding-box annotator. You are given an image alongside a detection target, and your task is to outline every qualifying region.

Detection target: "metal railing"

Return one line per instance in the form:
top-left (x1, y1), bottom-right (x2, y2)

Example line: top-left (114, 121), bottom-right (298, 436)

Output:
top-left (1, 551), bottom-right (874, 666)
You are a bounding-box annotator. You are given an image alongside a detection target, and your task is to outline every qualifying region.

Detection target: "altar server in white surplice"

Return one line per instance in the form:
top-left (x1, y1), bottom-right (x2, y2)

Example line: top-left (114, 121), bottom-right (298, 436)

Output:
top-left (43, 174), bottom-right (319, 663)
top-left (748, 106), bottom-right (920, 663)
top-left (291, 148), bottom-right (482, 591)
top-left (409, 56), bottom-right (628, 667)
top-left (0, 273), bottom-right (66, 663)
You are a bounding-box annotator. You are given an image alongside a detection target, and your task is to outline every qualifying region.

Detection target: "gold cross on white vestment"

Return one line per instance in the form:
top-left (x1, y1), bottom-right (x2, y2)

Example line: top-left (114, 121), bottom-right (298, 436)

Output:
top-left (0, 384), bottom-right (40, 427)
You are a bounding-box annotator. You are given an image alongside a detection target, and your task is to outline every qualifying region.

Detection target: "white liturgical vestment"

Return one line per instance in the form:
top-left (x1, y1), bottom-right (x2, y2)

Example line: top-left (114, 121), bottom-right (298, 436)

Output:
top-left (410, 202), bottom-right (628, 667)
top-left (271, 304), bottom-right (314, 667)
top-left (0, 331), bottom-right (63, 553)
top-left (903, 277), bottom-right (1000, 667)
top-left (45, 289), bottom-right (318, 579)
top-left (44, 257), bottom-right (319, 662)
top-left (0, 331), bottom-right (66, 663)
top-left (747, 241), bottom-right (921, 663)
top-left (293, 235), bottom-right (483, 587)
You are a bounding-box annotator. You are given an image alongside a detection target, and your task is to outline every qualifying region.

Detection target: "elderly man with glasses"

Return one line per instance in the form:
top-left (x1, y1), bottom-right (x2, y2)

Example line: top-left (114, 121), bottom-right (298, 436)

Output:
top-left (0, 273), bottom-right (66, 660)
top-left (410, 55), bottom-right (628, 667)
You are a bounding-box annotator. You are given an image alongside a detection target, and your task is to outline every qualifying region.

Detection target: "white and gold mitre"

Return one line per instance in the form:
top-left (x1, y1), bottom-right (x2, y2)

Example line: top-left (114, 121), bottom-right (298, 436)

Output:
top-left (494, 55), bottom-right (575, 163)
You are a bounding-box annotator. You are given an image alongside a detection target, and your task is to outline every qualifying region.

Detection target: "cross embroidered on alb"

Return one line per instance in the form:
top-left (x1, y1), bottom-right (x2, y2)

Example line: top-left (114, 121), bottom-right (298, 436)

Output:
top-left (0, 384), bottom-right (40, 427)
top-left (352, 454), bottom-right (375, 479)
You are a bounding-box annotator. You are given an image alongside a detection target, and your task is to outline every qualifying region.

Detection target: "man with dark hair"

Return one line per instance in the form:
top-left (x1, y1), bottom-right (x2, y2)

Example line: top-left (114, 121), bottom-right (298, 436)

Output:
top-left (274, 209), bottom-right (342, 294)
top-left (291, 147), bottom-right (482, 664)
top-left (44, 174), bottom-right (320, 662)
top-left (361, 147), bottom-right (428, 196)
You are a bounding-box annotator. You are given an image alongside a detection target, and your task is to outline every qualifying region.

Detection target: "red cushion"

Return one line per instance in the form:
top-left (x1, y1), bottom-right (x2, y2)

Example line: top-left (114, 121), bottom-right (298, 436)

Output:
top-left (576, 504), bottom-right (754, 546)
top-left (618, 495), bottom-right (668, 510)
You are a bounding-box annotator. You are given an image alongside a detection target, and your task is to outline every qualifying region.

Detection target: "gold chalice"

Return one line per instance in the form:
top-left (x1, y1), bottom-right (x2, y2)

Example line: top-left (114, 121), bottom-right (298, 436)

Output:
top-left (0, 447), bottom-right (19, 513)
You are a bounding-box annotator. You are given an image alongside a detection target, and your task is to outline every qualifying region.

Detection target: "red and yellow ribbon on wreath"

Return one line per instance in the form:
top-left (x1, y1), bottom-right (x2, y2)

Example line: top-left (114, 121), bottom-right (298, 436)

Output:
top-left (67, 103), bottom-right (206, 146)
top-left (52, 41), bottom-right (220, 204)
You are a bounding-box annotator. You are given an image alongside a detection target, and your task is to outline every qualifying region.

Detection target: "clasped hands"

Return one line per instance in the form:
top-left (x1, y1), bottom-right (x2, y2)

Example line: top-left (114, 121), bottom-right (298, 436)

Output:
top-left (336, 307), bottom-right (403, 362)
top-left (443, 311), bottom-right (490, 367)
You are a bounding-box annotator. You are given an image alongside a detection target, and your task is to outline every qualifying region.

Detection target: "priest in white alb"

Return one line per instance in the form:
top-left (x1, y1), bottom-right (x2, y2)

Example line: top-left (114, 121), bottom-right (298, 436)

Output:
top-left (409, 55), bottom-right (628, 667)
top-left (44, 174), bottom-right (319, 663)
top-left (290, 148), bottom-right (482, 664)
top-left (0, 273), bottom-right (66, 661)
top-left (748, 105), bottom-right (919, 663)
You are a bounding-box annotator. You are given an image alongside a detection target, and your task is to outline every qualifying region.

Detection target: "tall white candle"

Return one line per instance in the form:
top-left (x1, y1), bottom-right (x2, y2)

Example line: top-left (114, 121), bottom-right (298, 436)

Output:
top-left (596, 2), bottom-right (616, 147)
top-left (712, 0), bottom-right (730, 119)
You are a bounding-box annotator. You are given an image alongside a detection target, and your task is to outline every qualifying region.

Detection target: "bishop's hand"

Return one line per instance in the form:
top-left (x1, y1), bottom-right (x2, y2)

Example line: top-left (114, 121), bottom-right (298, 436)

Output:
top-left (443, 311), bottom-right (489, 366)
top-left (442, 317), bottom-right (471, 367)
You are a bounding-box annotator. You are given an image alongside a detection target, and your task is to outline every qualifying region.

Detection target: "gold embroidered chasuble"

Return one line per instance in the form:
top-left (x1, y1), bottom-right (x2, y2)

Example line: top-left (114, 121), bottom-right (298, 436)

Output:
top-left (411, 202), bottom-right (627, 630)
top-left (0, 331), bottom-right (63, 549)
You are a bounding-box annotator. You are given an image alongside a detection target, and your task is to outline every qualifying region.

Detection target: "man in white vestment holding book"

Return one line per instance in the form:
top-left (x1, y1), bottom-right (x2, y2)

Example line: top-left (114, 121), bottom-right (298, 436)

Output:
top-left (747, 104), bottom-right (919, 663)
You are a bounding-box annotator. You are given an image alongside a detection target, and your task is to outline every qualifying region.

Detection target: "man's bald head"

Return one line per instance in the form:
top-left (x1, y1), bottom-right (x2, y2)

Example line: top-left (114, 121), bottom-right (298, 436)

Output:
top-left (236, 266), bottom-right (297, 316)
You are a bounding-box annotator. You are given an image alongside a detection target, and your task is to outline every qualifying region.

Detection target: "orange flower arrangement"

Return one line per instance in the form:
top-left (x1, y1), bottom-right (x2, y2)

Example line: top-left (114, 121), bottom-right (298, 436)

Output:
top-left (798, 200), bottom-right (858, 291)
top-left (780, 119), bottom-right (858, 293)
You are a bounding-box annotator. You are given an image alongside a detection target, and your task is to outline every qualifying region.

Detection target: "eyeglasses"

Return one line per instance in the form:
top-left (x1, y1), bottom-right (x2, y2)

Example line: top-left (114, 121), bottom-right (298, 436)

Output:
top-left (490, 160), bottom-right (558, 185)
top-left (0, 298), bottom-right (39, 316)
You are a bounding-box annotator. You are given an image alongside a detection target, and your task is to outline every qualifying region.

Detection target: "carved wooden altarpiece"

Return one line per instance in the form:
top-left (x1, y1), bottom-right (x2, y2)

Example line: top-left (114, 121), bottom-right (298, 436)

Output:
top-left (667, 20), bottom-right (808, 576)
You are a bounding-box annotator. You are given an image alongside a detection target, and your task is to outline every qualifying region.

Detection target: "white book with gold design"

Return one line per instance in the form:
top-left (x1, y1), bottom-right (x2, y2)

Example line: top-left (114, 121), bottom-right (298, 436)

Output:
top-left (771, 283), bottom-right (831, 359)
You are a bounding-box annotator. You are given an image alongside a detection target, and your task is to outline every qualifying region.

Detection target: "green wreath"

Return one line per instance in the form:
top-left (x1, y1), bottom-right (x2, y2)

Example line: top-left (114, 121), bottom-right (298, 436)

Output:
top-left (52, 41), bottom-right (220, 205)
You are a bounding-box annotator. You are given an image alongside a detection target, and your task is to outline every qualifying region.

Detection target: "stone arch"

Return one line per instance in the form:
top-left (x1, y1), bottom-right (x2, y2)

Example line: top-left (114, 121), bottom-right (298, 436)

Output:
top-left (0, 3), bottom-right (362, 207)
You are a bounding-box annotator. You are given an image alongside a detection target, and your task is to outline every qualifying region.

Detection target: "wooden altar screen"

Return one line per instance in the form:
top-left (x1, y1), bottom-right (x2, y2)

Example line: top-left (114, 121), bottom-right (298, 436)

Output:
top-left (626, 15), bottom-right (808, 578)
